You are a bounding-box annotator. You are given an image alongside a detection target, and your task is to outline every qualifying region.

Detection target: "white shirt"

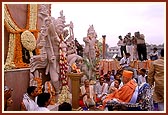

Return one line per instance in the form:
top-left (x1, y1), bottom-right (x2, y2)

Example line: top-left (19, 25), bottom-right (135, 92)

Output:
top-left (138, 74), bottom-right (147, 85)
top-left (149, 51), bottom-right (158, 56)
top-left (110, 80), bottom-right (123, 89)
top-left (22, 93), bottom-right (39, 111)
top-left (37, 107), bottom-right (50, 111)
top-left (117, 39), bottom-right (126, 47)
top-left (80, 85), bottom-right (95, 104)
top-left (95, 82), bottom-right (108, 100)
top-left (120, 57), bottom-right (130, 68)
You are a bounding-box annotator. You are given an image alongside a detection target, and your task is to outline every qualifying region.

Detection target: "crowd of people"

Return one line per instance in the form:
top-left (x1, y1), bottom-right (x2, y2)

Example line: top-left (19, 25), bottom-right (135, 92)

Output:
top-left (78, 48), bottom-right (164, 111)
top-left (4, 48), bottom-right (164, 111)
top-left (117, 31), bottom-right (159, 61)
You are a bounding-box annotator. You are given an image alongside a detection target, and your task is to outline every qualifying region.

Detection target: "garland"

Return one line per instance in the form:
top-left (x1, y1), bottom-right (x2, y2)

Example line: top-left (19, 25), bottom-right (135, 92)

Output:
top-left (33, 77), bottom-right (42, 94)
top-left (45, 81), bottom-right (56, 105)
top-left (57, 35), bottom-right (71, 104)
top-left (4, 33), bottom-right (16, 70)
top-left (21, 30), bottom-right (36, 57)
top-left (14, 33), bottom-right (28, 68)
top-left (4, 4), bottom-right (39, 69)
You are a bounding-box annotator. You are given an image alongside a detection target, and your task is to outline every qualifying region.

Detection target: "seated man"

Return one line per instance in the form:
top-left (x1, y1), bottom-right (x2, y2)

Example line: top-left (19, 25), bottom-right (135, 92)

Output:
top-left (79, 79), bottom-right (96, 108)
top-left (119, 53), bottom-right (131, 69)
top-left (100, 70), bottom-right (138, 110)
top-left (108, 79), bottom-right (122, 94)
top-left (95, 76), bottom-right (109, 105)
top-left (106, 82), bottom-right (153, 111)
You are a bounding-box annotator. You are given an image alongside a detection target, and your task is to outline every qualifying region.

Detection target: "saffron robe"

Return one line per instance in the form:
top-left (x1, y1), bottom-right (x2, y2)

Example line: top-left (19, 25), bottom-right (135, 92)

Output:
top-left (103, 79), bottom-right (137, 107)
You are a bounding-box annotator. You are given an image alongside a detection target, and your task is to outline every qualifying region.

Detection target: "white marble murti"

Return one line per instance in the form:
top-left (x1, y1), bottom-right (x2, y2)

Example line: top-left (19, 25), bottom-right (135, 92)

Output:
top-left (83, 25), bottom-right (98, 80)
top-left (29, 10), bottom-right (84, 105)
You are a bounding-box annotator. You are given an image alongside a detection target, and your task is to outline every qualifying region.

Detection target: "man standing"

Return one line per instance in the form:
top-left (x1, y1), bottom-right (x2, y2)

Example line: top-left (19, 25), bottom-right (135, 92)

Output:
top-left (117, 35), bottom-right (127, 58)
top-left (125, 33), bottom-right (134, 61)
top-left (148, 48), bottom-right (164, 111)
top-left (134, 32), bottom-right (147, 61)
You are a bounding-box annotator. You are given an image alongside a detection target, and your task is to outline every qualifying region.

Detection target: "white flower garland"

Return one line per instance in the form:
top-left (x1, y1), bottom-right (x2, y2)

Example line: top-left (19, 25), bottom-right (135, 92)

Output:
top-left (4, 4), bottom-right (38, 69)
top-left (29, 4), bottom-right (38, 30)
top-left (4, 5), bottom-right (21, 32)
top-left (4, 33), bottom-right (16, 70)
top-left (21, 30), bottom-right (36, 57)
top-left (57, 85), bottom-right (71, 105)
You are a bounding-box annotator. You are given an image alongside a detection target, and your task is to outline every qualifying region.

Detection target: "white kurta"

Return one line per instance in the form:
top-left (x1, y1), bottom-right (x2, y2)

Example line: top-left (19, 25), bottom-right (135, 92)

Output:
top-left (22, 93), bottom-right (39, 111)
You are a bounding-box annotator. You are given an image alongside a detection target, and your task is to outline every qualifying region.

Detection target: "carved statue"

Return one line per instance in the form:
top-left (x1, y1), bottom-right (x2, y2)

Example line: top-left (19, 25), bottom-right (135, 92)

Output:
top-left (83, 25), bottom-right (98, 80)
top-left (30, 16), bottom-right (61, 94)
top-left (29, 10), bottom-right (84, 105)
top-left (38, 4), bottom-right (50, 29)
top-left (83, 25), bottom-right (97, 61)
top-left (64, 22), bottom-right (83, 69)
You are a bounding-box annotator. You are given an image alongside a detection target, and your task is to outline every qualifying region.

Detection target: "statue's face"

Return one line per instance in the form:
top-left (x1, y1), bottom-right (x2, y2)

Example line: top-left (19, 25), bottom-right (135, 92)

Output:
top-left (45, 20), bottom-right (51, 27)
top-left (88, 32), bottom-right (97, 39)
top-left (64, 30), bottom-right (69, 38)
top-left (56, 25), bottom-right (64, 35)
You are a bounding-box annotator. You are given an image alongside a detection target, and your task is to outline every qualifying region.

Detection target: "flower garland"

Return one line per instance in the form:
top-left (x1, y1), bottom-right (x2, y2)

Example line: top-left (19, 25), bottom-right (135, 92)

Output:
top-left (44, 81), bottom-right (56, 105)
top-left (4, 33), bottom-right (16, 70)
top-left (4, 5), bottom-right (22, 69)
top-left (57, 35), bottom-right (71, 105)
top-left (14, 33), bottom-right (28, 68)
top-left (4, 5), bottom-right (21, 32)
top-left (26, 4), bottom-right (38, 30)
top-left (57, 85), bottom-right (72, 105)
top-left (26, 4), bottom-right (40, 55)
top-left (33, 77), bottom-right (42, 94)
top-left (4, 4), bottom-right (39, 69)
top-left (21, 30), bottom-right (36, 57)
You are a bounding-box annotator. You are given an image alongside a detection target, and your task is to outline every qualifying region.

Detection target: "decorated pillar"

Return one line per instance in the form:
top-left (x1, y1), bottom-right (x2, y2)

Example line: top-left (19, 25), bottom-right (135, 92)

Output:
top-left (67, 72), bottom-right (84, 110)
top-left (102, 35), bottom-right (106, 59)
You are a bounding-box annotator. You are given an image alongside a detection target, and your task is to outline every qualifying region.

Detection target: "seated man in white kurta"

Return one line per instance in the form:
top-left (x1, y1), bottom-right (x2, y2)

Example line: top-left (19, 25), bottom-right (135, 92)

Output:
top-left (79, 79), bottom-right (96, 108)
top-left (95, 76), bottom-right (108, 105)
top-left (21, 86), bottom-right (39, 111)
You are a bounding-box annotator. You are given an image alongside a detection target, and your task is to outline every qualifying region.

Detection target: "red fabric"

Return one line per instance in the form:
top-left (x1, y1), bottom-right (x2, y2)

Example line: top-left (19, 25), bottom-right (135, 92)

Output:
top-left (96, 97), bottom-right (101, 102)
top-left (79, 99), bottom-right (85, 107)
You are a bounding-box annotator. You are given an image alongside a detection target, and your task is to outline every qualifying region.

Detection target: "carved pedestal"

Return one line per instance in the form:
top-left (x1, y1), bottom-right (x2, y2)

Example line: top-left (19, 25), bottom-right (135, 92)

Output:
top-left (67, 72), bottom-right (83, 109)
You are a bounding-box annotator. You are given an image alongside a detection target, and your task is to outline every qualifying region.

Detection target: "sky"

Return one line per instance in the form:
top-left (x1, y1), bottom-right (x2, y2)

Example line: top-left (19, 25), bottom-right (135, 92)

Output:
top-left (51, 2), bottom-right (166, 47)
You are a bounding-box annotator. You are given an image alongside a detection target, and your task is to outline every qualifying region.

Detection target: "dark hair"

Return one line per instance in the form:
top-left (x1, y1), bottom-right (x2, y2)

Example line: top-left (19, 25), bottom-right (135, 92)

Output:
top-left (126, 53), bottom-right (131, 56)
top-left (114, 73), bottom-right (121, 80)
top-left (161, 48), bottom-right (164, 57)
top-left (140, 68), bottom-right (146, 73)
top-left (103, 74), bottom-right (108, 78)
top-left (118, 35), bottom-right (122, 39)
top-left (115, 79), bottom-right (121, 85)
top-left (153, 47), bottom-right (157, 50)
top-left (58, 102), bottom-right (72, 111)
top-left (37, 93), bottom-right (50, 107)
top-left (27, 86), bottom-right (37, 95)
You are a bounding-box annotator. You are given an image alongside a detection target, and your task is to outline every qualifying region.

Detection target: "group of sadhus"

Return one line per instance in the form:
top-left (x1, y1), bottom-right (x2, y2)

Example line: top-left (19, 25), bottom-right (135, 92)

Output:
top-left (79, 69), bottom-right (138, 110)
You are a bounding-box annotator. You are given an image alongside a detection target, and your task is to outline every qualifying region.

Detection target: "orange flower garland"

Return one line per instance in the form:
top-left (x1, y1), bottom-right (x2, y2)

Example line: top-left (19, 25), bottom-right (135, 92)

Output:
top-left (4, 4), bottom-right (40, 69)
top-left (14, 33), bottom-right (28, 68)
top-left (33, 77), bottom-right (42, 94)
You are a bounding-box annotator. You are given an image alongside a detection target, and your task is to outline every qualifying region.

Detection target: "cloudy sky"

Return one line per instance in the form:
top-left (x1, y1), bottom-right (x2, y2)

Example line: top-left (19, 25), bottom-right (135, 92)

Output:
top-left (51, 2), bottom-right (165, 47)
